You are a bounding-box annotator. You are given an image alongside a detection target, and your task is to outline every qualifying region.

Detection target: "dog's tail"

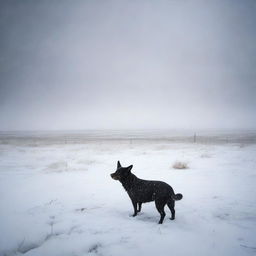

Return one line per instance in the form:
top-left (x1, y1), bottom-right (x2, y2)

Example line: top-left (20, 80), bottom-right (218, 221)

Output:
top-left (171, 193), bottom-right (183, 201)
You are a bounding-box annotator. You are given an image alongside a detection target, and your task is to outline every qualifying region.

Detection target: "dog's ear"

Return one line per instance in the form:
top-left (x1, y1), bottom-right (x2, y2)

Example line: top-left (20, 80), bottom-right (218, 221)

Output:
top-left (127, 165), bottom-right (133, 173)
top-left (117, 161), bottom-right (121, 169)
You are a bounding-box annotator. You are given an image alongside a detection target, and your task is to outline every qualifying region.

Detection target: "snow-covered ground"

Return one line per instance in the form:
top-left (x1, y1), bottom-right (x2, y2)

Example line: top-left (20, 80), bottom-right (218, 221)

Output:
top-left (0, 137), bottom-right (256, 256)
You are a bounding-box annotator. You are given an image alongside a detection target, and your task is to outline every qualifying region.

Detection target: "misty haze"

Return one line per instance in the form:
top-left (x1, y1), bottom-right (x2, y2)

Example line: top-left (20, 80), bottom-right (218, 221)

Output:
top-left (0, 1), bottom-right (256, 256)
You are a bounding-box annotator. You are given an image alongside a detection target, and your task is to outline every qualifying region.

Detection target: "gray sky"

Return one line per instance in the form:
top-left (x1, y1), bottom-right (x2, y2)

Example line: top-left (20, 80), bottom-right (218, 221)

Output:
top-left (0, 0), bottom-right (255, 131)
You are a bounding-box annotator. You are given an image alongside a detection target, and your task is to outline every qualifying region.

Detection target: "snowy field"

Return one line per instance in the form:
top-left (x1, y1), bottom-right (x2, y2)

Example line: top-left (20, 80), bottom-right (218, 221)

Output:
top-left (0, 133), bottom-right (256, 256)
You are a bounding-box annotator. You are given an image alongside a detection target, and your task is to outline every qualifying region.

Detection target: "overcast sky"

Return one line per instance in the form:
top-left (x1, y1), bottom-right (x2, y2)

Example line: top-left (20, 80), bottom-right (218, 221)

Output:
top-left (0, 0), bottom-right (255, 131)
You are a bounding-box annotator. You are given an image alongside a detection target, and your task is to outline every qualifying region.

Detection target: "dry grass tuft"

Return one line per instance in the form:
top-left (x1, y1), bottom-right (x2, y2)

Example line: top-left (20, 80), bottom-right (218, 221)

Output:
top-left (172, 161), bottom-right (188, 169)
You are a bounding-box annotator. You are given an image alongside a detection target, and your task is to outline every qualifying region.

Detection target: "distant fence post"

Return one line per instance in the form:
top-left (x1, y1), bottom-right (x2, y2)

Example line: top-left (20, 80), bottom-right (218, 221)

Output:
top-left (194, 133), bottom-right (196, 143)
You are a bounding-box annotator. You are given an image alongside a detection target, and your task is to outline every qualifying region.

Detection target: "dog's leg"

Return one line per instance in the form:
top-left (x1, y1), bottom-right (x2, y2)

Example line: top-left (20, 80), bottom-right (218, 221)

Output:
top-left (167, 199), bottom-right (175, 220)
top-left (155, 200), bottom-right (166, 224)
top-left (132, 200), bottom-right (138, 217)
top-left (137, 202), bottom-right (142, 212)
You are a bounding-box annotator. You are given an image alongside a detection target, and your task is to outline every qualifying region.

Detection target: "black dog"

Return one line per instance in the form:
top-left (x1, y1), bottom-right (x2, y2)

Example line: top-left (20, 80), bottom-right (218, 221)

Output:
top-left (110, 161), bottom-right (183, 224)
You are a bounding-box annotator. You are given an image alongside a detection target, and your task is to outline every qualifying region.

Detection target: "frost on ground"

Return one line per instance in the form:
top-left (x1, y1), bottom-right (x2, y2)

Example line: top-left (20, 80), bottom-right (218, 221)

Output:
top-left (0, 139), bottom-right (256, 256)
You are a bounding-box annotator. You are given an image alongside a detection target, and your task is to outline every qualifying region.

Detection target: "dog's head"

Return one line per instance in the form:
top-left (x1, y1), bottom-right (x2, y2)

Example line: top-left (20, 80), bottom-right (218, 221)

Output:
top-left (110, 161), bottom-right (133, 181)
